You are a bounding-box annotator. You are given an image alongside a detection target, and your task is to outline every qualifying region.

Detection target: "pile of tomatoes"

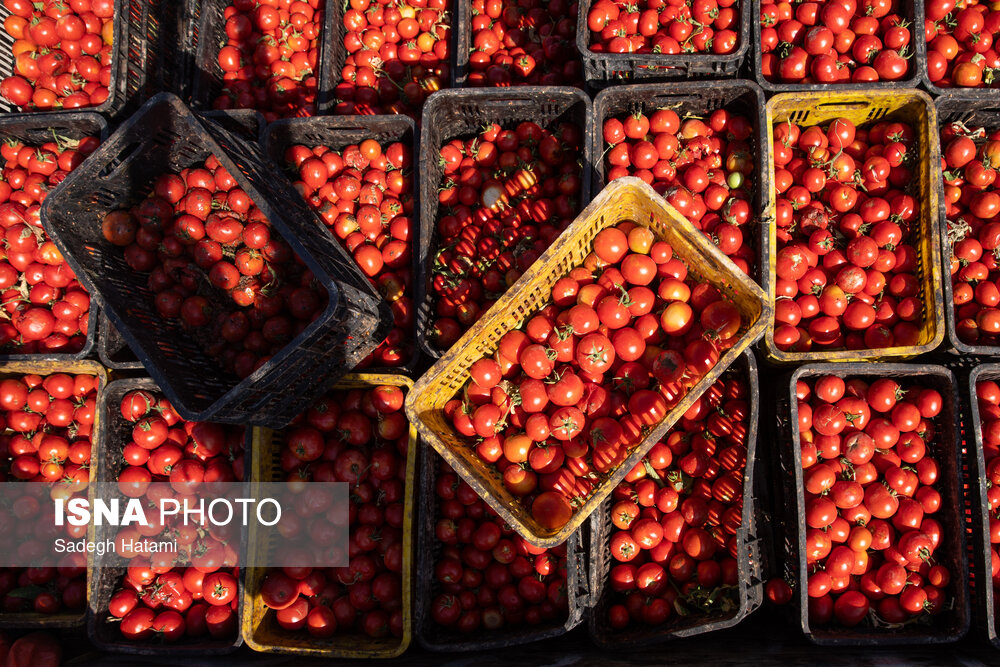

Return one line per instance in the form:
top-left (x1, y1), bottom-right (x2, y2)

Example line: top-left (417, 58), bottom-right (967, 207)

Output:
top-left (974, 377), bottom-right (1000, 599)
top-left (942, 120), bottom-right (1000, 347)
top-left (586, 0), bottom-right (741, 57)
top-left (602, 107), bottom-right (756, 276)
top-left (447, 221), bottom-right (743, 531)
top-left (0, 371), bottom-right (99, 616)
top-left (759, 0), bottom-right (912, 84)
top-left (602, 371), bottom-right (750, 629)
top-left (467, 0), bottom-right (582, 87)
top-left (0, 131), bottom-right (100, 354)
top-left (107, 387), bottom-right (245, 642)
top-left (771, 116), bottom-right (925, 353)
top-left (428, 456), bottom-right (571, 633)
top-left (100, 155), bottom-right (328, 380)
top-left (330, 0), bottom-right (451, 117)
top-left (0, 0), bottom-right (115, 110)
top-left (429, 119), bottom-right (584, 351)
top-left (211, 0), bottom-right (325, 120)
top-left (284, 137), bottom-right (414, 368)
top-left (796, 374), bottom-right (954, 628)
top-left (257, 384), bottom-right (410, 640)
top-left (925, 0), bottom-right (1000, 89)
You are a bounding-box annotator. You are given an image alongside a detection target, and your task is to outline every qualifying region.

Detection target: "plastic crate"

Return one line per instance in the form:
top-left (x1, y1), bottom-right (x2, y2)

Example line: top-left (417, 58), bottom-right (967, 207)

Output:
top-left (586, 349), bottom-right (763, 646)
top-left (95, 109), bottom-right (265, 372)
top-left (0, 112), bottom-right (107, 363)
top-left (242, 373), bottom-right (417, 658)
top-left (406, 177), bottom-right (770, 548)
top-left (316, 0), bottom-right (457, 114)
top-left (261, 115), bottom-right (420, 376)
top-left (935, 95), bottom-right (1000, 357)
top-left (965, 363), bottom-right (1000, 649)
top-left (0, 0), bottom-right (185, 118)
top-left (415, 86), bottom-right (593, 360)
top-left (414, 447), bottom-right (588, 651)
top-left (751, 0), bottom-right (925, 94)
top-left (590, 81), bottom-right (768, 284)
top-left (575, 0), bottom-right (750, 85)
top-left (762, 89), bottom-right (945, 364)
top-left (87, 378), bottom-right (245, 655)
top-left (778, 363), bottom-right (970, 645)
top-left (39, 93), bottom-right (392, 429)
top-left (0, 360), bottom-right (107, 630)
top-left (188, 0), bottom-right (334, 115)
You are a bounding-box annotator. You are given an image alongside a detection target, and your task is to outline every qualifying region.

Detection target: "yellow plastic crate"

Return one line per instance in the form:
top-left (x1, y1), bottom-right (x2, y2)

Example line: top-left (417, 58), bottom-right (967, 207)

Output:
top-left (405, 177), bottom-right (770, 548)
top-left (0, 360), bottom-right (107, 630)
top-left (763, 90), bottom-right (945, 363)
top-left (242, 374), bottom-right (417, 658)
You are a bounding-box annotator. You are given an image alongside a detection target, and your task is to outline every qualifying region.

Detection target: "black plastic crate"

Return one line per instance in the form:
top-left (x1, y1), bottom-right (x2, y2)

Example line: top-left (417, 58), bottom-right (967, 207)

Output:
top-left (575, 0), bottom-right (750, 86)
top-left (88, 377), bottom-right (245, 655)
top-left (590, 81), bottom-right (767, 285)
top-left (316, 0), bottom-right (458, 114)
top-left (40, 93), bottom-right (392, 429)
top-left (187, 0), bottom-right (333, 115)
top-left (965, 364), bottom-right (1000, 649)
top-left (586, 349), bottom-right (764, 646)
top-left (935, 95), bottom-right (1000, 358)
top-left (0, 112), bottom-right (107, 363)
top-left (415, 87), bottom-right (593, 360)
top-left (261, 115), bottom-right (421, 376)
top-left (96, 109), bottom-right (265, 372)
top-left (778, 363), bottom-right (970, 645)
top-left (414, 446), bottom-right (588, 651)
top-left (0, 0), bottom-right (185, 118)
top-left (750, 0), bottom-right (925, 93)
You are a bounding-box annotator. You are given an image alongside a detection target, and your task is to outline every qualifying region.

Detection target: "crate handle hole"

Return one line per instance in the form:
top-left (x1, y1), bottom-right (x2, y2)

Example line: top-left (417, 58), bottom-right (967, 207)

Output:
top-left (815, 101), bottom-right (869, 111)
top-left (97, 140), bottom-right (146, 179)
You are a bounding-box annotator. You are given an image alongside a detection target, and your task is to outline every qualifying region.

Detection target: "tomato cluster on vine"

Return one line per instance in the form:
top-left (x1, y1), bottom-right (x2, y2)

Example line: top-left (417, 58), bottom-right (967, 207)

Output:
top-left (0, 132), bottom-right (99, 353)
top-left (925, 0), bottom-right (1000, 89)
top-left (428, 457), bottom-right (571, 633)
top-left (331, 0), bottom-right (451, 117)
top-left (0, 372), bottom-right (99, 616)
top-left (587, 0), bottom-right (741, 57)
top-left (212, 0), bottom-right (325, 120)
top-left (101, 154), bottom-right (328, 380)
top-left (107, 388), bottom-right (245, 643)
top-left (771, 116), bottom-right (925, 354)
top-left (942, 121), bottom-right (1000, 347)
top-left (602, 107), bottom-right (756, 276)
top-left (448, 221), bottom-right (743, 531)
top-left (430, 120), bottom-right (584, 351)
top-left (0, 0), bottom-right (115, 110)
top-left (759, 0), bottom-right (912, 84)
top-left (468, 0), bottom-right (582, 87)
top-left (797, 375), bottom-right (953, 628)
top-left (257, 384), bottom-right (409, 640)
top-left (284, 137), bottom-right (415, 368)
top-left (603, 372), bottom-right (750, 629)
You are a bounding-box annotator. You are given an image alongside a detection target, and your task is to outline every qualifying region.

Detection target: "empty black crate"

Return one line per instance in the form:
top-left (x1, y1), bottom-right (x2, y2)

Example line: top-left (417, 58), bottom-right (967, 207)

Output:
top-left (40, 93), bottom-right (391, 429)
